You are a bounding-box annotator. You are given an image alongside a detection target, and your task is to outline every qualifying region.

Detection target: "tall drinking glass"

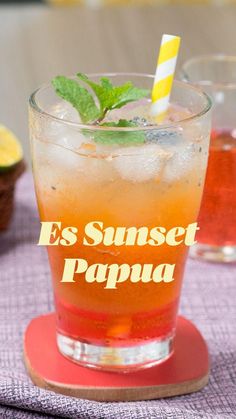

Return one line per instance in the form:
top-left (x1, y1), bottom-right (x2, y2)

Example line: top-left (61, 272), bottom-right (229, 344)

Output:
top-left (181, 56), bottom-right (236, 262)
top-left (29, 74), bottom-right (211, 371)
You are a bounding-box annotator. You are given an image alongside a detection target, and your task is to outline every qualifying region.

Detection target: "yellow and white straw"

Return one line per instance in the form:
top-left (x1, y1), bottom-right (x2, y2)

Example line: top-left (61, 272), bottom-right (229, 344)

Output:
top-left (151, 34), bottom-right (181, 120)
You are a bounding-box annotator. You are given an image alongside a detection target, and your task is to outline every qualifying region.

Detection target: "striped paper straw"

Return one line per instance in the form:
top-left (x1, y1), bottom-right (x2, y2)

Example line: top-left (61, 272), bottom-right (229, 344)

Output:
top-left (151, 34), bottom-right (181, 120)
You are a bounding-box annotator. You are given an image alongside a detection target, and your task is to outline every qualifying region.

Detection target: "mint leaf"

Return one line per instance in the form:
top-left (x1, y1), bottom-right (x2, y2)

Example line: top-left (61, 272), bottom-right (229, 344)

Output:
top-left (90, 119), bottom-right (145, 145)
top-left (101, 77), bottom-right (113, 90)
top-left (77, 73), bottom-right (149, 118)
top-left (52, 76), bottom-right (101, 123)
top-left (52, 73), bottom-right (150, 145)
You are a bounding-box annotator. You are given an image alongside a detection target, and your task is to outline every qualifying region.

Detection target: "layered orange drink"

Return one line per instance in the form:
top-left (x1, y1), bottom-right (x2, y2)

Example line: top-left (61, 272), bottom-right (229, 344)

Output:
top-left (30, 74), bottom-right (211, 370)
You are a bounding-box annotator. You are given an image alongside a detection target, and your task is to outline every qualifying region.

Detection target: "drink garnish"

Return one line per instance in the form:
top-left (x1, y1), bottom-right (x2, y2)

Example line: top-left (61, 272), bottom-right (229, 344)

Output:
top-left (92, 119), bottom-right (146, 145)
top-left (52, 76), bottom-right (101, 124)
top-left (0, 125), bottom-right (23, 172)
top-left (52, 73), bottom-right (149, 144)
top-left (76, 73), bottom-right (149, 122)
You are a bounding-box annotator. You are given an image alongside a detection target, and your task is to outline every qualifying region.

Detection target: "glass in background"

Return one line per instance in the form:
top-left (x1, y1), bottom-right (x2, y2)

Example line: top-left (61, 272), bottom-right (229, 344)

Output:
top-left (181, 55), bottom-right (236, 262)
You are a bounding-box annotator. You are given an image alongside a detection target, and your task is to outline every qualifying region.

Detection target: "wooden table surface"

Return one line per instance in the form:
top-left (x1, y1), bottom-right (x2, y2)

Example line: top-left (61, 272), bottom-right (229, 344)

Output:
top-left (1, 3), bottom-right (236, 162)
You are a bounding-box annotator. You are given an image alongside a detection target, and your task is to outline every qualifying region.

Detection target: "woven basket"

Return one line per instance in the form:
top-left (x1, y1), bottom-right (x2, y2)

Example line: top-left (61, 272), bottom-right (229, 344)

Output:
top-left (0, 160), bottom-right (25, 230)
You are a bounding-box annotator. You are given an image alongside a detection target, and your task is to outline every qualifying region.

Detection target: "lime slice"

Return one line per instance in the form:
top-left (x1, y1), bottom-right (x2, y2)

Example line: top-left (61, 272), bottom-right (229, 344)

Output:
top-left (0, 125), bottom-right (23, 172)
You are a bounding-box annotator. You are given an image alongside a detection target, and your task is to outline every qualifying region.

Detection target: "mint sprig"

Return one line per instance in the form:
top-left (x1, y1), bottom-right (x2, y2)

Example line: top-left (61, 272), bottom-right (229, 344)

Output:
top-left (52, 73), bottom-right (150, 144)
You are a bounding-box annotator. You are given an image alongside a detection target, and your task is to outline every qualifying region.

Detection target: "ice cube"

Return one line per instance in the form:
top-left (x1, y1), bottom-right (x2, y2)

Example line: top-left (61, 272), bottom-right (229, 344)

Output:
top-left (146, 128), bottom-right (183, 145)
top-left (163, 144), bottom-right (195, 182)
top-left (82, 154), bottom-right (117, 183)
top-left (44, 120), bottom-right (85, 150)
top-left (58, 130), bottom-right (86, 151)
top-left (33, 138), bottom-right (86, 189)
top-left (48, 101), bottom-right (80, 123)
top-left (43, 102), bottom-right (86, 151)
top-left (113, 144), bottom-right (171, 182)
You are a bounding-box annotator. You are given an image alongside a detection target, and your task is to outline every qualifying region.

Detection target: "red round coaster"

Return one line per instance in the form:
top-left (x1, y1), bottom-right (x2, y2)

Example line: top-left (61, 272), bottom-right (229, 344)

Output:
top-left (24, 314), bottom-right (209, 401)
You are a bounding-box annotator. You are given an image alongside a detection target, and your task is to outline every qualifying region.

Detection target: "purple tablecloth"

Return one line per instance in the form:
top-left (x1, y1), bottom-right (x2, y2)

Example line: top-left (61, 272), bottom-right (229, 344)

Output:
top-left (0, 172), bottom-right (235, 419)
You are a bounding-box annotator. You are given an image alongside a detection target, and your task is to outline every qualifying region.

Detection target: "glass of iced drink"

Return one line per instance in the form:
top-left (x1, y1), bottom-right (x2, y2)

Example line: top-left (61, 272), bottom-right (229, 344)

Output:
top-left (29, 74), bottom-right (211, 371)
top-left (181, 56), bottom-right (236, 262)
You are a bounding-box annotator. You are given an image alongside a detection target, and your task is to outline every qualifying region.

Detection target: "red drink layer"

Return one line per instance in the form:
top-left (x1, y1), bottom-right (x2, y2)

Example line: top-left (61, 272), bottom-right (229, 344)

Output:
top-left (197, 130), bottom-right (236, 246)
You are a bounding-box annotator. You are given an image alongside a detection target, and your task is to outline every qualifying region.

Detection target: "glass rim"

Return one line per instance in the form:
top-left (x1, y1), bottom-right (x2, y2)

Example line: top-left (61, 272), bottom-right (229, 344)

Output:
top-left (181, 54), bottom-right (236, 89)
top-left (29, 72), bottom-right (211, 132)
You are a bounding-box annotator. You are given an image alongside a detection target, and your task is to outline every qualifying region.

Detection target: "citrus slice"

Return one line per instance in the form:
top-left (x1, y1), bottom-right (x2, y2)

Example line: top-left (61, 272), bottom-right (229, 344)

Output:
top-left (0, 125), bottom-right (23, 172)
